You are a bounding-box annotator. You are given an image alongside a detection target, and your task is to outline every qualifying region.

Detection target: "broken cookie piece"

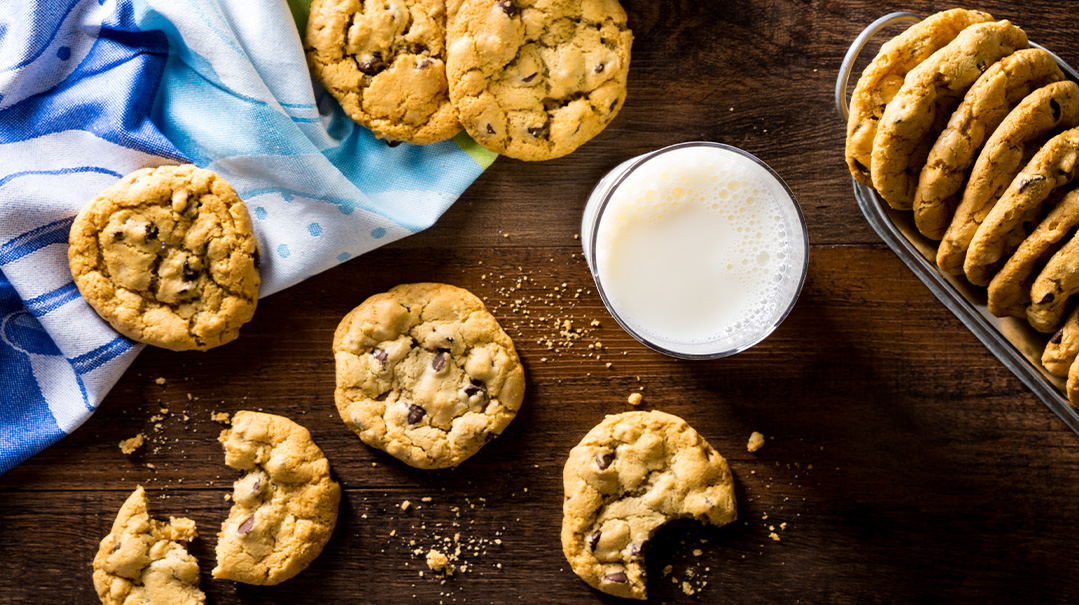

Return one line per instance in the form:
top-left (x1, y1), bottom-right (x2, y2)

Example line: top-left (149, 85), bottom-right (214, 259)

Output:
top-left (561, 410), bottom-right (737, 600)
top-left (92, 486), bottom-right (204, 605)
top-left (213, 411), bottom-right (341, 585)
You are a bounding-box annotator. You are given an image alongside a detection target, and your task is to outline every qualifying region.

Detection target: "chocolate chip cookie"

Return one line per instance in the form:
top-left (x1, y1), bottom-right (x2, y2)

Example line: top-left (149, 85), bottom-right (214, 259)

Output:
top-left (93, 486), bottom-right (205, 605)
top-left (965, 126), bottom-right (1079, 286)
top-left (988, 188), bottom-right (1079, 318)
top-left (914, 48), bottom-right (1062, 239)
top-left (68, 165), bottom-right (260, 351)
top-left (214, 411), bottom-right (341, 585)
top-left (1027, 231), bottom-right (1079, 333)
top-left (446, 0), bottom-right (633, 161)
top-left (937, 81), bottom-right (1079, 274)
top-left (561, 410), bottom-right (736, 600)
top-left (1067, 353), bottom-right (1079, 406)
top-left (306, 0), bottom-right (460, 144)
top-left (845, 9), bottom-right (993, 185)
top-left (871, 20), bottom-right (1028, 210)
top-left (333, 283), bottom-right (525, 469)
top-left (1043, 306), bottom-right (1079, 377)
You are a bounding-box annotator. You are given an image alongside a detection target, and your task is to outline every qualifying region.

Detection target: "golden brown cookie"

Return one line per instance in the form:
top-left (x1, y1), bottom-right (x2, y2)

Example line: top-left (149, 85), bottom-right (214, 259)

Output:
top-left (870, 20), bottom-right (1028, 210)
top-left (333, 283), bottom-right (525, 469)
top-left (1043, 306), bottom-right (1079, 377)
top-left (965, 126), bottom-right (1079, 286)
top-left (913, 48), bottom-right (1062, 239)
top-left (938, 80), bottom-right (1079, 274)
top-left (988, 188), bottom-right (1079, 318)
top-left (305, 0), bottom-right (460, 144)
top-left (92, 486), bottom-right (204, 605)
top-left (213, 411), bottom-right (341, 585)
top-left (1028, 231), bottom-right (1079, 333)
top-left (561, 411), bottom-right (736, 600)
top-left (446, 0), bottom-right (633, 161)
top-left (845, 9), bottom-right (993, 184)
top-left (1067, 351), bottom-right (1079, 406)
top-left (68, 165), bottom-right (260, 351)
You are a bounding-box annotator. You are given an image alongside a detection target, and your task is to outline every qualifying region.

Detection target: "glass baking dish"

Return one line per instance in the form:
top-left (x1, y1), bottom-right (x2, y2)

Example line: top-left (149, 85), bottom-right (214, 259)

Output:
top-left (835, 11), bottom-right (1079, 436)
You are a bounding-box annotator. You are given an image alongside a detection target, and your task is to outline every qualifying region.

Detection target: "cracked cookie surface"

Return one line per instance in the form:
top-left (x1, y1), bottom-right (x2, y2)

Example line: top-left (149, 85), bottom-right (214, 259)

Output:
top-left (913, 48), bottom-right (1062, 239)
top-left (333, 282), bottom-right (525, 469)
top-left (446, 0), bottom-right (632, 161)
top-left (937, 80), bottom-right (1079, 274)
top-left (92, 486), bottom-right (205, 605)
top-left (213, 411), bottom-right (341, 585)
top-left (68, 165), bottom-right (260, 351)
top-left (561, 410), bottom-right (736, 600)
top-left (306, 0), bottom-right (460, 144)
top-left (965, 126), bottom-right (1079, 286)
top-left (870, 20), bottom-right (1028, 210)
top-left (845, 9), bottom-right (993, 185)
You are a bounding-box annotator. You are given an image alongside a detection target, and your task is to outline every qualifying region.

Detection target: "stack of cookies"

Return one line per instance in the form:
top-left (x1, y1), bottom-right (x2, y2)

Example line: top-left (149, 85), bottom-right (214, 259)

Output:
top-left (844, 9), bottom-right (1079, 405)
top-left (304, 0), bottom-right (633, 161)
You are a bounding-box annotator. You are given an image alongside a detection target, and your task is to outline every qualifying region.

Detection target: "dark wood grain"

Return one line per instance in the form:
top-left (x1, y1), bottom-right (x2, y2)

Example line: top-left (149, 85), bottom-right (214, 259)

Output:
top-left (6, 1), bottom-right (1079, 603)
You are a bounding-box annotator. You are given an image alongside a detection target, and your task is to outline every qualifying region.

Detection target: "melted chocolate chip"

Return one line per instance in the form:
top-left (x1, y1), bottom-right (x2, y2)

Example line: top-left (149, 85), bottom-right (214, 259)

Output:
top-left (464, 383), bottom-right (484, 396)
top-left (182, 260), bottom-right (198, 281)
top-left (603, 572), bottom-right (628, 583)
top-left (527, 126), bottom-right (547, 139)
top-left (588, 531), bottom-right (601, 551)
top-left (1051, 329), bottom-right (1064, 345)
top-left (373, 349), bottom-right (389, 366)
top-left (432, 351), bottom-right (447, 371)
top-left (1039, 292), bottom-right (1055, 305)
top-left (497, 0), bottom-right (517, 16)
top-left (358, 53), bottom-right (386, 76)
top-left (1018, 175), bottom-right (1045, 193)
top-left (416, 59), bottom-right (433, 69)
top-left (407, 404), bottom-right (426, 425)
top-left (144, 224), bottom-right (158, 240)
top-left (112, 231), bottom-right (124, 241)
top-left (486, 124), bottom-right (496, 135)
top-left (1052, 99), bottom-right (1062, 121)
top-left (521, 72), bottom-right (537, 83)
top-left (385, 139), bottom-right (402, 147)
top-left (595, 452), bottom-right (615, 470)
top-left (253, 248), bottom-right (261, 268)
top-left (594, 63), bottom-right (605, 74)
top-left (237, 516), bottom-right (255, 535)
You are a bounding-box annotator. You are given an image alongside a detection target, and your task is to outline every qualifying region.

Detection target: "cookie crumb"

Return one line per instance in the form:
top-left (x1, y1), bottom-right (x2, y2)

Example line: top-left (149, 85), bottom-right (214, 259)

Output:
top-left (692, 549), bottom-right (703, 557)
top-left (747, 431), bottom-right (766, 452)
top-left (426, 548), bottom-right (454, 576)
top-left (627, 393), bottom-right (643, 406)
top-left (662, 565), bottom-right (673, 576)
top-left (682, 581), bottom-right (695, 596)
top-left (155, 377), bottom-right (167, 385)
top-left (211, 412), bottom-right (231, 424)
top-left (401, 500), bottom-right (412, 511)
top-left (769, 532), bottom-right (781, 542)
top-left (119, 433), bottom-right (145, 455)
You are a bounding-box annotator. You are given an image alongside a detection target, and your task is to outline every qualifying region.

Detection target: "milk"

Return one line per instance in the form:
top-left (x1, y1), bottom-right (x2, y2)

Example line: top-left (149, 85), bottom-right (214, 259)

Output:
top-left (581, 143), bottom-right (807, 358)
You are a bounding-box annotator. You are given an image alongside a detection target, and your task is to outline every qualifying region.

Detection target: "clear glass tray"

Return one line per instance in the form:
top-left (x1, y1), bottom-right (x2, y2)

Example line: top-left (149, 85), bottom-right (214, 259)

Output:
top-left (836, 12), bottom-right (1079, 436)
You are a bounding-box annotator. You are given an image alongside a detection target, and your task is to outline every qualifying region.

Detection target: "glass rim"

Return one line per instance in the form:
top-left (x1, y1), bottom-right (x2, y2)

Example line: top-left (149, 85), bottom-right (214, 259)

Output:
top-left (586, 141), bottom-right (810, 360)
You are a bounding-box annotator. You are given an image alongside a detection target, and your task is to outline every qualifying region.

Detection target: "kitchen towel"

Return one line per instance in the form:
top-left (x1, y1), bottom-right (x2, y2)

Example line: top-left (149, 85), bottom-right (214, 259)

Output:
top-left (0, 0), bottom-right (495, 475)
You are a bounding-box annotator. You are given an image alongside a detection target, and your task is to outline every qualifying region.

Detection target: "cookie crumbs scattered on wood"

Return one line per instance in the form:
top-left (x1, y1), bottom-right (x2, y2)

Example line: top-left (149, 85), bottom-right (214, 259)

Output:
top-left (747, 431), bottom-right (765, 452)
top-left (211, 412), bottom-right (231, 424)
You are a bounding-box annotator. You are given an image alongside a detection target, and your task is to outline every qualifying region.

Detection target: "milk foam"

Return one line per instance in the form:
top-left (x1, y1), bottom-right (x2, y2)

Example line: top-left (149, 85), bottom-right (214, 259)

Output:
top-left (591, 145), bottom-right (800, 350)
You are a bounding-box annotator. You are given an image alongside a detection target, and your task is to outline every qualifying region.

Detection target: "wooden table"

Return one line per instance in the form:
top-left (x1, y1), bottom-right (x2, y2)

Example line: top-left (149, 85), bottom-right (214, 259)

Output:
top-left (5, 1), bottom-right (1079, 602)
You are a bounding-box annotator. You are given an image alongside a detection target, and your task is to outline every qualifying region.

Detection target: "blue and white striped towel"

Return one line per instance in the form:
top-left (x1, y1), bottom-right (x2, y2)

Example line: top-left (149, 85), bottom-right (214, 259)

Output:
top-left (0, 0), bottom-right (497, 475)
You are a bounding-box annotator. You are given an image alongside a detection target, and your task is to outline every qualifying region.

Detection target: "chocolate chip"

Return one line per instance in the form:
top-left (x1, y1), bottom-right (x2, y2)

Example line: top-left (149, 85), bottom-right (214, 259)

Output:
top-left (182, 260), bottom-right (198, 281)
top-left (603, 572), bottom-right (628, 583)
top-left (253, 248), bottom-right (261, 268)
top-left (486, 124), bottom-right (495, 135)
top-left (527, 126), bottom-right (547, 139)
top-left (112, 540), bottom-right (122, 553)
top-left (1018, 175), bottom-right (1045, 193)
top-left (238, 516), bottom-right (255, 535)
top-left (595, 452), bottom-right (614, 470)
top-left (144, 224), bottom-right (158, 240)
top-left (385, 139), bottom-right (402, 147)
top-left (1052, 99), bottom-right (1062, 121)
top-left (977, 60), bottom-right (987, 72)
top-left (854, 159), bottom-right (869, 176)
top-left (407, 404), bottom-right (426, 425)
top-left (358, 53), bottom-right (386, 76)
top-left (112, 231), bottom-right (124, 241)
top-left (484, 431), bottom-right (499, 442)
top-left (521, 72), bottom-right (537, 83)
top-left (432, 351), bottom-right (447, 371)
top-left (497, 0), bottom-right (516, 16)
top-left (588, 530), bottom-right (601, 551)
top-left (373, 349), bottom-right (388, 366)
top-left (1039, 292), bottom-right (1055, 305)
top-left (416, 59), bottom-right (433, 69)
top-left (1052, 329), bottom-right (1064, 344)
top-left (464, 383), bottom-right (484, 396)
top-left (594, 63), bottom-right (605, 73)
top-left (252, 479), bottom-right (261, 493)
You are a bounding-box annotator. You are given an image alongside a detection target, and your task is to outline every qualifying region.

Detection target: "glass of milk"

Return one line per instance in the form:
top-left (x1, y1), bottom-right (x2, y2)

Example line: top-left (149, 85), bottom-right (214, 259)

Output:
top-left (581, 142), bottom-right (808, 359)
